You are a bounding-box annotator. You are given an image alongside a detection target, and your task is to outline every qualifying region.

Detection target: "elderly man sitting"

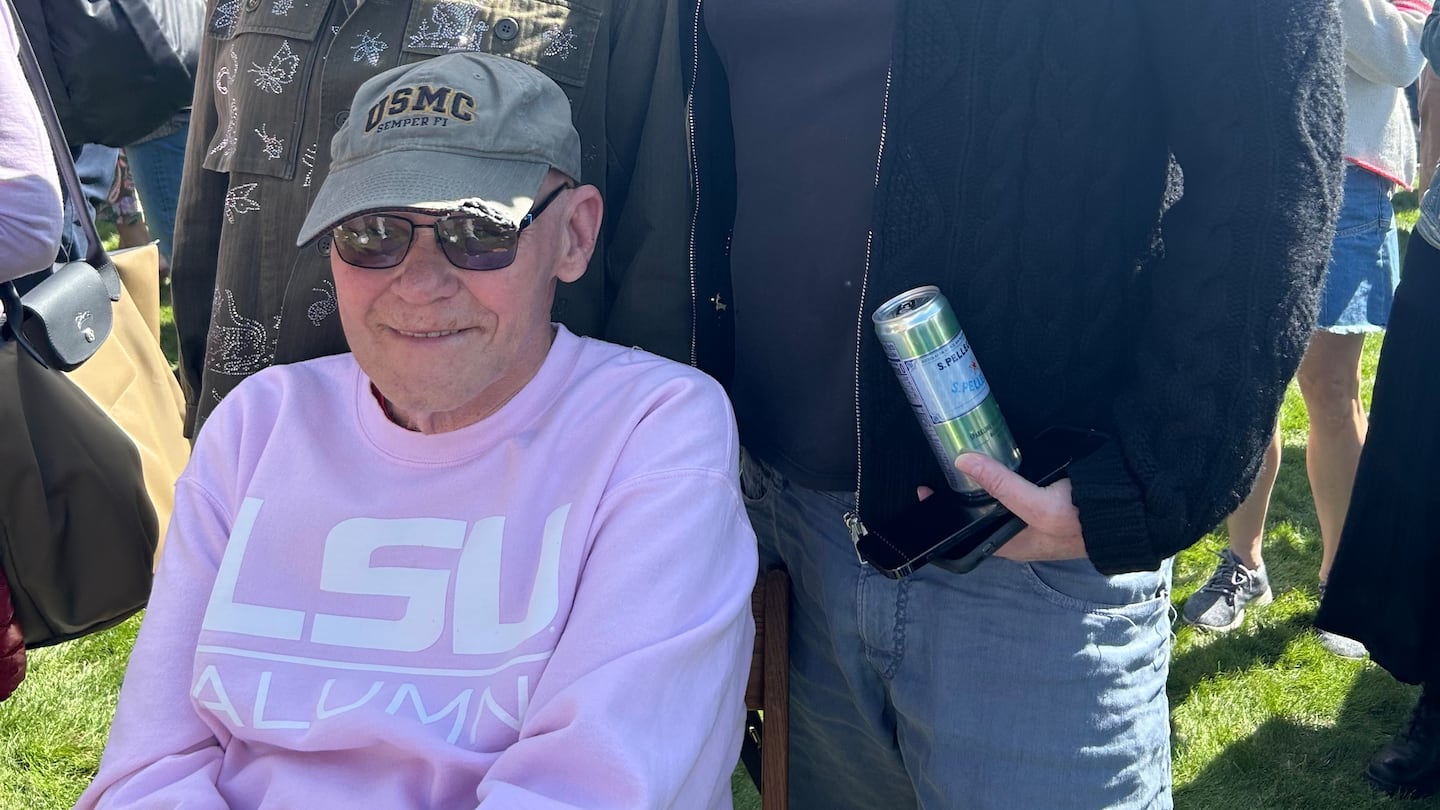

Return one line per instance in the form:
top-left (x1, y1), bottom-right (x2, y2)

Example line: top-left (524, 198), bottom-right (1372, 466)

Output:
top-left (79, 53), bottom-right (757, 810)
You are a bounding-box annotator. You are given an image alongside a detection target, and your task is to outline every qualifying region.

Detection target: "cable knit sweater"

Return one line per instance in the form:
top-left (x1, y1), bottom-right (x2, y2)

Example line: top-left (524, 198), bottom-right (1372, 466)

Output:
top-left (1342, 0), bottom-right (1432, 188)
top-left (686, 0), bottom-right (1346, 574)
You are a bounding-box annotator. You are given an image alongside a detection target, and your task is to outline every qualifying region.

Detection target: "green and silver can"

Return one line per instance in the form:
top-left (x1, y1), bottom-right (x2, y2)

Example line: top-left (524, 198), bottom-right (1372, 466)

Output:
top-left (872, 285), bottom-right (1021, 498)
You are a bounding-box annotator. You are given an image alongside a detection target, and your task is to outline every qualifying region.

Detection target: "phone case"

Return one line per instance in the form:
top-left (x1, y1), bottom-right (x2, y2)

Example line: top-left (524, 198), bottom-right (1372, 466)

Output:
top-left (856, 426), bottom-right (1108, 578)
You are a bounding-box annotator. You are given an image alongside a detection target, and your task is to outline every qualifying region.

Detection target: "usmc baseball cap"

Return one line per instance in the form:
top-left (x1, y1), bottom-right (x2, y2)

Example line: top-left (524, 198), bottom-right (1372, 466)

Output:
top-left (296, 52), bottom-right (581, 246)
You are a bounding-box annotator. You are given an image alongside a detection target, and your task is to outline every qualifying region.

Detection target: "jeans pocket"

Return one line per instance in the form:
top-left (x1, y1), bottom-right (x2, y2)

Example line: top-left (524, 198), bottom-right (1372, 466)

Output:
top-left (1335, 167), bottom-right (1395, 238)
top-left (1021, 558), bottom-right (1169, 620)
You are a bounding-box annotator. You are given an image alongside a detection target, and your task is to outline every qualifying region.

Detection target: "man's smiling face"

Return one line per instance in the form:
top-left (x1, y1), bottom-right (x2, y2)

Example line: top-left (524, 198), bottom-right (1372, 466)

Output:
top-left (331, 179), bottom-right (587, 433)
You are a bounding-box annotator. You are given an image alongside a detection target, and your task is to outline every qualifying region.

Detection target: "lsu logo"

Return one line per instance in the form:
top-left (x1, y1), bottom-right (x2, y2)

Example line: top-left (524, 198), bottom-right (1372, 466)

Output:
top-left (364, 84), bottom-right (476, 133)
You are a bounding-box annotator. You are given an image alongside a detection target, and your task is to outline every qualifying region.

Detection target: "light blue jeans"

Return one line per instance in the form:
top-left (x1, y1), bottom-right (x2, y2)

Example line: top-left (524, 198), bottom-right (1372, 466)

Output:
top-left (61, 143), bottom-right (120, 262)
top-left (740, 449), bottom-right (1174, 809)
top-left (125, 116), bottom-right (190, 261)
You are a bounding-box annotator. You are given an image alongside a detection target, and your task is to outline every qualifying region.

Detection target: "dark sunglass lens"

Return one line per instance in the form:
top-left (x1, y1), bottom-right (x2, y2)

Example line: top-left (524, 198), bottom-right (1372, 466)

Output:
top-left (435, 217), bottom-right (518, 271)
top-left (333, 215), bottom-right (414, 268)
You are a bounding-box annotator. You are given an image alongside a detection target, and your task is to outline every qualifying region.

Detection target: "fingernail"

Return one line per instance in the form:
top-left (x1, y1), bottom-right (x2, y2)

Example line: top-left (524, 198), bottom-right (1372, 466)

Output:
top-left (955, 454), bottom-right (982, 475)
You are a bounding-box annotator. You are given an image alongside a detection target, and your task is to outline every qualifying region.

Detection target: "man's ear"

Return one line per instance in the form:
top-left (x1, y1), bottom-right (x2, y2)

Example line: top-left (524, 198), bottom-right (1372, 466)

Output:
top-left (555, 184), bottom-right (603, 283)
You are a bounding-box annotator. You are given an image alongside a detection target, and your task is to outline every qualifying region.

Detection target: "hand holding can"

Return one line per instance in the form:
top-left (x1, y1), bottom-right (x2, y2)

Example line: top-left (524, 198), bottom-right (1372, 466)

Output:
top-left (872, 285), bottom-right (1021, 499)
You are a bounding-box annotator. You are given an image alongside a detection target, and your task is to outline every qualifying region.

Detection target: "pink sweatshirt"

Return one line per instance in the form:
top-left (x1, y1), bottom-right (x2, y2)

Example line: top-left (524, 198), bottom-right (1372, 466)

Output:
top-left (79, 328), bottom-right (757, 809)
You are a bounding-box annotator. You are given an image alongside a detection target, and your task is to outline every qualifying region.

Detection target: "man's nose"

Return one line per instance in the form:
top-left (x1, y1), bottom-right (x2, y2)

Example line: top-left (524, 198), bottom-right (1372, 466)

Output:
top-left (390, 228), bottom-right (461, 300)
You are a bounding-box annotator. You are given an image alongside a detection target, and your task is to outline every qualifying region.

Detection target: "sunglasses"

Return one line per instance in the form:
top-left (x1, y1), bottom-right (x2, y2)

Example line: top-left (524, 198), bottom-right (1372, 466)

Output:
top-left (330, 184), bottom-right (572, 271)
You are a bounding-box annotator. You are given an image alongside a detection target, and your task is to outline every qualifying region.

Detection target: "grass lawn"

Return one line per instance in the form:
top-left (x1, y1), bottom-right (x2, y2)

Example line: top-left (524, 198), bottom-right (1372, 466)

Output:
top-left (0, 217), bottom-right (1430, 808)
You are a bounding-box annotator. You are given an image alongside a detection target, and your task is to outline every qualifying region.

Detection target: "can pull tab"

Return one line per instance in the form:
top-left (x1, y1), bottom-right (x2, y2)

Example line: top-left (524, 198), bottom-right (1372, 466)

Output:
top-left (844, 512), bottom-right (867, 565)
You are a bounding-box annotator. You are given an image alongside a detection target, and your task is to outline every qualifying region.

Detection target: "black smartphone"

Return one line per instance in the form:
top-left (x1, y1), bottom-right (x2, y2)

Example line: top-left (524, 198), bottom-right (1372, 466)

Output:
top-left (855, 426), bottom-right (1108, 578)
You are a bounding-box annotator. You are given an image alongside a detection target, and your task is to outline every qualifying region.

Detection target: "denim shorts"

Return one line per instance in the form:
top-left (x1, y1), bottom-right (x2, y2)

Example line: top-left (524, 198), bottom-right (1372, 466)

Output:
top-left (740, 448), bottom-right (1174, 809)
top-left (1318, 165), bottom-right (1401, 333)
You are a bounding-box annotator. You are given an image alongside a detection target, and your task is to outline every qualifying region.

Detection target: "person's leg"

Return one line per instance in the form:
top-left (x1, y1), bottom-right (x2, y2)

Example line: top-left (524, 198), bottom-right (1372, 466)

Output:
top-left (1301, 166), bottom-right (1398, 657)
top-left (105, 152), bottom-right (152, 250)
top-left (893, 557), bottom-right (1174, 809)
top-left (739, 449), bottom-right (919, 809)
top-left (1225, 428), bottom-right (1282, 570)
top-left (1181, 430), bottom-right (1277, 632)
top-left (1295, 330), bottom-right (1369, 583)
top-left (125, 115), bottom-right (190, 263)
top-left (61, 144), bottom-right (121, 261)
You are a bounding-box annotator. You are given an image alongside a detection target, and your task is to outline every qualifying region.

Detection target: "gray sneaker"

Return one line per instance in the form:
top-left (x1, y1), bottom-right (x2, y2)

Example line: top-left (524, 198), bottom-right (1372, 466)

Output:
top-left (1316, 584), bottom-right (1368, 659)
top-left (1182, 549), bottom-right (1273, 632)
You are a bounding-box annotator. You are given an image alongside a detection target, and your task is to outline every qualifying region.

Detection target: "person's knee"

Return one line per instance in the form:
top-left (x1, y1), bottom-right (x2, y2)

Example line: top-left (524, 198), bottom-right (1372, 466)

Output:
top-left (1296, 364), bottom-right (1363, 429)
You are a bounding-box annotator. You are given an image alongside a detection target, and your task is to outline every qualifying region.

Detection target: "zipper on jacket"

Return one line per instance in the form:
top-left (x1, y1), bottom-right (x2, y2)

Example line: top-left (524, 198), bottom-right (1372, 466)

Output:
top-left (844, 63), bottom-right (894, 560)
top-left (684, 0), bottom-right (704, 368)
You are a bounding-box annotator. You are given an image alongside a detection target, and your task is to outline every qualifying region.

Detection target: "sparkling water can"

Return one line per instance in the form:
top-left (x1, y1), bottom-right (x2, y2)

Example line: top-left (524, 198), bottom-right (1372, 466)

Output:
top-left (872, 285), bottom-right (1021, 498)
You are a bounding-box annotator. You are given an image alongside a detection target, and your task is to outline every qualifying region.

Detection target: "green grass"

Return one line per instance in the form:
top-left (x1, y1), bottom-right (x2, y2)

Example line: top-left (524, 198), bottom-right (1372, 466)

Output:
top-left (159, 282), bottom-right (177, 372)
top-left (0, 618), bottom-right (140, 807)
top-left (0, 220), bottom-right (1425, 809)
top-left (1166, 402), bottom-right (1432, 810)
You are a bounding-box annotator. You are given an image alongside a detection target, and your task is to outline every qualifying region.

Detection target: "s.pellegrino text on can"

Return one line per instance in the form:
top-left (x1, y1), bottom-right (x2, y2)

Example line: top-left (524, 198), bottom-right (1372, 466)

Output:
top-left (872, 285), bottom-right (1021, 499)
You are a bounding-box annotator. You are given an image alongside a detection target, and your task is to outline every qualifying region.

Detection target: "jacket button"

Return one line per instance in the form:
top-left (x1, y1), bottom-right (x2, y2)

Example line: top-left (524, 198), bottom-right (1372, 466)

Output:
top-left (335, 110), bottom-right (349, 128)
top-left (494, 18), bottom-right (520, 41)
top-left (245, 0), bottom-right (260, 10)
top-left (317, 235), bottom-right (332, 257)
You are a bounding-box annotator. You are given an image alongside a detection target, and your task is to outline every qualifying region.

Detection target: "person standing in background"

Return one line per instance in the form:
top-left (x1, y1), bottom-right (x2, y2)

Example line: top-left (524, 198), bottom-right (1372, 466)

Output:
top-left (1181, 0), bottom-right (1430, 659)
top-left (125, 111), bottom-right (194, 278)
top-left (1317, 6), bottom-right (1440, 798)
top-left (10, 0), bottom-right (203, 265)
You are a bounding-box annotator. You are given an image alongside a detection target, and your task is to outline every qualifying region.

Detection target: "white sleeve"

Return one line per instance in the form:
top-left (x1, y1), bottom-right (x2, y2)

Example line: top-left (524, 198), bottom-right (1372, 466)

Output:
top-left (475, 382), bottom-right (758, 809)
top-left (1342, 0), bottom-right (1431, 87)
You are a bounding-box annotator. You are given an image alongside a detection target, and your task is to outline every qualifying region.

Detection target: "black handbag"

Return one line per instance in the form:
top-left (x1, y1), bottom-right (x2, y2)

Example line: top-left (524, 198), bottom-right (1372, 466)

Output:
top-left (0, 339), bottom-right (159, 648)
top-left (9, 260), bottom-right (118, 371)
top-left (0, 0), bottom-right (160, 647)
top-left (5, 0), bottom-right (124, 372)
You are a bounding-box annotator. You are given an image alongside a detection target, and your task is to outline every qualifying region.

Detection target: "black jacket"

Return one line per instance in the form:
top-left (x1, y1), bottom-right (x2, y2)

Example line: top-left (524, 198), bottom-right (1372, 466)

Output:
top-left (11, 0), bottom-right (203, 147)
top-left (685, 0), bottom-right (1345, 574)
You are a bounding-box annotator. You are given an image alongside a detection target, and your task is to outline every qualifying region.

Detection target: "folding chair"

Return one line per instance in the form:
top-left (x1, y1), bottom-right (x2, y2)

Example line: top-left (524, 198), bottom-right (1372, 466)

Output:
top-left (742, 567), bottom-right (790, 810)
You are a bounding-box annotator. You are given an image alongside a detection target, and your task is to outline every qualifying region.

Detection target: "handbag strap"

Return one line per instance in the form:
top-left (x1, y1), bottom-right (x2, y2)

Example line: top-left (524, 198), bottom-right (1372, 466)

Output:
top-left (5, 0), bottom-right (117, 278)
